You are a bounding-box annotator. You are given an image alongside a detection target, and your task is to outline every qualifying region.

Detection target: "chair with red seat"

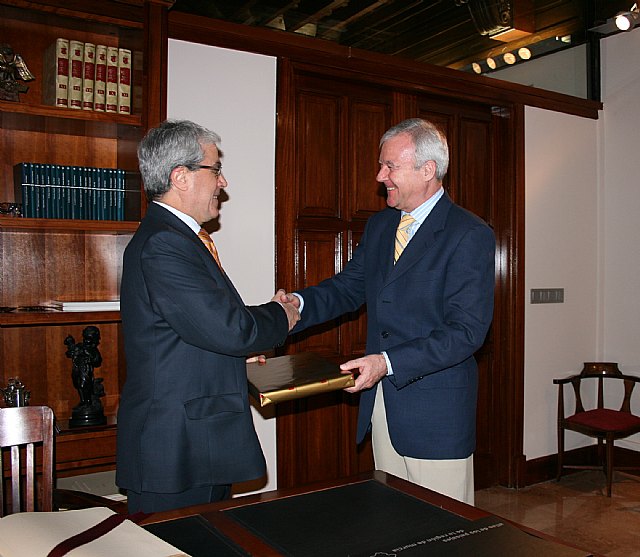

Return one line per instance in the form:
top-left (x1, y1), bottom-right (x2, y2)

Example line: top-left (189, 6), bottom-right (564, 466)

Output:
top-left (554, 362), bottom-right (640, 496)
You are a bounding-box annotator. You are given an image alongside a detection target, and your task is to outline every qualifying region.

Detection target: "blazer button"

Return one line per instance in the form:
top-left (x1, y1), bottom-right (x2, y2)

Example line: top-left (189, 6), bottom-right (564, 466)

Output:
top-left (381, 331), bottom-right (389, 338)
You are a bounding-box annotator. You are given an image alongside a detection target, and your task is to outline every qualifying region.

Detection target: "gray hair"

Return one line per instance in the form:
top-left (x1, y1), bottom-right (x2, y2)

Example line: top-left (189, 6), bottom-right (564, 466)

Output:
top-left (137, 119), bottom-right (222, 200)
top-left (380, 118), bottom-right (449, 181)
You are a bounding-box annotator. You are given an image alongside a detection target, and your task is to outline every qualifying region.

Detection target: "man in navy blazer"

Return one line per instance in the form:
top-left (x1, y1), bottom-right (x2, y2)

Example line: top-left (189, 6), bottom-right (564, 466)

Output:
top-left (117, 120), bottom-right (299, 513)
top-left (284, 119), bottom-right (495, 504)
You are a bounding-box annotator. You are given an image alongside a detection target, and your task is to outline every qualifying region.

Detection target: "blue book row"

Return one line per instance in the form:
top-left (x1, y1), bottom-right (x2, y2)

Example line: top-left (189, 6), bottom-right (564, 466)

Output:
top-left (13, 163), bottom-right (129, 221)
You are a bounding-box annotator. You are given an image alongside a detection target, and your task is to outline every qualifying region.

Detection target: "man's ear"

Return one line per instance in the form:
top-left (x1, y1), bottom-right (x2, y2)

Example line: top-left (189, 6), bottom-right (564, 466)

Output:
top-left (170, 165), bottom-right (190, 192)
top-left (423, 160), bottom-right (437, 181)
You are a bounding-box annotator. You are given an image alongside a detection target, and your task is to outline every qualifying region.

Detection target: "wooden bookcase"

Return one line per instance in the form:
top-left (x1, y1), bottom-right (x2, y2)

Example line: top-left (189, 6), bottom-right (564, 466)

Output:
top-left (0, 0), bottom-right (171, 478)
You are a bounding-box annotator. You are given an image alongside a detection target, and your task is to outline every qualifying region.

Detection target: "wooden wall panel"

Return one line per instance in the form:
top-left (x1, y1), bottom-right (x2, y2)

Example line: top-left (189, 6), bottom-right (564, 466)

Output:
top-left (293, 230), bottom-right (342, 357)
top-left (296, 93), bottom-right (341, 218)
top-left (348, 101), bottom-right (390, 220)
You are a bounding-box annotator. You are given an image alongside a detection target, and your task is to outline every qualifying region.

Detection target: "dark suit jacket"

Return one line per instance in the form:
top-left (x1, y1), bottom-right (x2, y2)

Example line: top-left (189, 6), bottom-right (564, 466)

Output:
top-left (294, 193), bottom-right (495, 459)
top-left (116, 202), bottom-right (288, 494)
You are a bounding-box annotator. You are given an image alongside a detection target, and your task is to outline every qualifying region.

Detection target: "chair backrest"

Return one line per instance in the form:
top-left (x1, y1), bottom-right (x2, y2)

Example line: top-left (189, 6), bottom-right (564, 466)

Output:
top-left (568, 362), bottom-right (640, 415)
top-left (0, 406), bottom-right (54, 515)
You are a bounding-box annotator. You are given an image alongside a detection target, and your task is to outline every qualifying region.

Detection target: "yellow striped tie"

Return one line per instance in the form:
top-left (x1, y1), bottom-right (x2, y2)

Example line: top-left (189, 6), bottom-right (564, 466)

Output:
top-left (394, 214), bottom-right (415, 264)
top-left (198, 228), bottom-right (223, 270)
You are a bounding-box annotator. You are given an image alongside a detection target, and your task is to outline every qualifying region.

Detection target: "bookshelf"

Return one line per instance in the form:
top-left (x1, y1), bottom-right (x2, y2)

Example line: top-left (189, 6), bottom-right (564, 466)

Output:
top-left (0, 0), bottom-right (172, 478)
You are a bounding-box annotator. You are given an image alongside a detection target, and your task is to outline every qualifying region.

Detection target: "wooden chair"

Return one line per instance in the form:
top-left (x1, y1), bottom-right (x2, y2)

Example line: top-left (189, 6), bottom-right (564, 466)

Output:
top-left (554, 362), bottom-right (640, 496)
top-left (0, 405), bottom-right (125, 516)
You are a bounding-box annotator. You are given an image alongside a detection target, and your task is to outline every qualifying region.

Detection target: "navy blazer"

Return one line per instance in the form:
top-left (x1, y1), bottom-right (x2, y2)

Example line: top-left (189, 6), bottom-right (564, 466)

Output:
top-left (294, 193), bottom-right (495, 459)
top-left (116, 203), bottom-right (289, 494)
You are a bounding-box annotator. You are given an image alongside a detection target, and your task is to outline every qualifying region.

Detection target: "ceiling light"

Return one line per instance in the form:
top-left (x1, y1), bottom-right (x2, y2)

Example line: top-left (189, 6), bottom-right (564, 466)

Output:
top-left (486, 57), bottom-right (496, 70)
top-left (472, 62), bottom-right (482, 74)
top-left (518, 47), bottom-right (531, 60)
top-left (503, 52), bottom-right (516, 65)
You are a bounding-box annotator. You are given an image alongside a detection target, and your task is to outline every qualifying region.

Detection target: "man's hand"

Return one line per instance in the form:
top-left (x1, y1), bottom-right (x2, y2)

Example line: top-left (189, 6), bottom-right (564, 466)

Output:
top-left (278, 291), bottom-right (301, 309)
top-left (340, 354), bottom-right (387, 393)
top-left (246, 354), bottom-right (266, 365)
top-left (272, 288), bottom-right (300, 331)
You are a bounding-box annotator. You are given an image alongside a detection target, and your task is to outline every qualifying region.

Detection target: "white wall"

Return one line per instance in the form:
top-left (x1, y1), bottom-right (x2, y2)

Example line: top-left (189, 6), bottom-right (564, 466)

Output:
top-left (167, 40), bottom-right (279, 493)
top-left (600, 28), bottom-right (640, 451)
top-left (492, 44), bottom-right (588, 98)
top-left (523, 107), bottom-right (600, 459)
top-left (523, 26), bottom-right (640, 459)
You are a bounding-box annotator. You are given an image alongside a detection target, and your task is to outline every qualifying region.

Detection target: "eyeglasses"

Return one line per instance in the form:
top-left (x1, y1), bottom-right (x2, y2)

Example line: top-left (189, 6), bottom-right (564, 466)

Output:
top-left (192, 164), bottom-right (223, 177)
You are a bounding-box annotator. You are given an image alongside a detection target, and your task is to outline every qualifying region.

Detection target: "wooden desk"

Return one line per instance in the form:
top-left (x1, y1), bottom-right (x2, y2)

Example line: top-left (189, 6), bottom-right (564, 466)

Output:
top-left (140, 471), bottom-right (596, 557)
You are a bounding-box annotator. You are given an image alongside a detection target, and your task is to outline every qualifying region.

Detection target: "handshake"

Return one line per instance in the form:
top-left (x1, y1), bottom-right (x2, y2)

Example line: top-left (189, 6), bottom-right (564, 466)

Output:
top-left (271, 289), bottom-right (300, 331)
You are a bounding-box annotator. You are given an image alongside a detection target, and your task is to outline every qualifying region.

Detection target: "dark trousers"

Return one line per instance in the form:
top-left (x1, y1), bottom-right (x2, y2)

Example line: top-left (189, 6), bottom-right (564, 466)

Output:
top-left (127, 484), bottom-right (231, 513)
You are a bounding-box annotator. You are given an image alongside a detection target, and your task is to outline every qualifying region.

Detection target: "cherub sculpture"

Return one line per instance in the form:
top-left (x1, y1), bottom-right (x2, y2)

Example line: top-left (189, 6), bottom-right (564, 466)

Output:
top-left (64, 326), bottom-right (107, 426)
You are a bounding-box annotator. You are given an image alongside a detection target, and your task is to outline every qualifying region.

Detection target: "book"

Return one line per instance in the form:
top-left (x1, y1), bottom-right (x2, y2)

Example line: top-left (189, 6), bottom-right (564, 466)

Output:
top-left (68, 39), bottom-right (84, 109)
top-left (117, 47), bottom-right (132, 115)
top-left (132, 50), bottom-right (143, 114)
top-left (246, 352), bottom-right (355, 407)
top-left (82, 42), bottom-right (96, 110)
top-left (93, 44), bottom-right (108, 112)
top-left (105, 46), bottom-right (119, 113)
top-left (0, 507), bottom-right (188, 557)
top-left (42, 38), bottom-right (69, 108)
top-left (50, 299), bottom-right (120, 311)
top-left (13, 162), bottom-right (34, 218)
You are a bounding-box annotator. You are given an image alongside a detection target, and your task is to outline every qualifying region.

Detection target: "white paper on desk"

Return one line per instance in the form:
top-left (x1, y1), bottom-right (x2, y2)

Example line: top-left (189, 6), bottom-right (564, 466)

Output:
top-left (0, 507), bottom-right (188, 557)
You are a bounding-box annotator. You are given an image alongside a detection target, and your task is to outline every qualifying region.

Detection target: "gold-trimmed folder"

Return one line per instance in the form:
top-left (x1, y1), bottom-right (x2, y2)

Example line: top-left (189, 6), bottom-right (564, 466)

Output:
top-left (246, 352), bottom-right (355, 407)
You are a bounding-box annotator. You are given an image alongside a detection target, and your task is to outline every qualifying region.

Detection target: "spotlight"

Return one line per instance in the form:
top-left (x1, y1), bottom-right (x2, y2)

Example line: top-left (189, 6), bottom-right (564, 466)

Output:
top-left (518, 47), bottom-right (531, 60)
top-left (472, 62), bottom-right (482, 74)
top-left (486, 57), bottom-right (496, 70)
top-left (615, 3), bottom-right (640, 31)
top-left (503, 52), bottom-right (516, 65)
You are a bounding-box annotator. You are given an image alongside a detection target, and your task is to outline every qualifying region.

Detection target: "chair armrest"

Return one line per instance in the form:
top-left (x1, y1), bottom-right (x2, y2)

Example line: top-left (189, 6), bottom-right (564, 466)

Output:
top-left (553, 375), bottom-right (580, 385)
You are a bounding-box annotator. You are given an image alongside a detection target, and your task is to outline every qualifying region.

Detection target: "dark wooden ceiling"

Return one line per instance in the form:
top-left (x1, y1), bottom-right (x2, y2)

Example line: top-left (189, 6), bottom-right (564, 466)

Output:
top-left (170, 1), bottom-right (630, 73)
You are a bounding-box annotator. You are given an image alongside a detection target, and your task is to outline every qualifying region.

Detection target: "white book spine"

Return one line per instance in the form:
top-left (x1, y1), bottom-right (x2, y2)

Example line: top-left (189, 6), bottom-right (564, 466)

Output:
top-left (94, 45), bottom-right (107, 112)
top-left (117, 48), bottom-right (132, 115)
top-left (43, 38), bottom-right (69, 107)
top-left (68, 40), bottom-right (84, 109)
top-left (82, 42), bottom-right (96, 111)
top-left (105, 46), bottom-right (119, 113)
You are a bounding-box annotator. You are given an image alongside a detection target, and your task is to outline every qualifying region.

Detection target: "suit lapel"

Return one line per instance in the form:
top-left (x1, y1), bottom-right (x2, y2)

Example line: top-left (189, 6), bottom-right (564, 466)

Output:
top-left (386, 192), bottom-right (452, 281)
top-left (145, 203), bottom-right (238, 292)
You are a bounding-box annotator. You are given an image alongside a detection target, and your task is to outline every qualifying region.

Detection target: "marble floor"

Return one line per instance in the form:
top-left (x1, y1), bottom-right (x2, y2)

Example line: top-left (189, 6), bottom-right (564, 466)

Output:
top-left (475, 471), bottom-right (640, 556)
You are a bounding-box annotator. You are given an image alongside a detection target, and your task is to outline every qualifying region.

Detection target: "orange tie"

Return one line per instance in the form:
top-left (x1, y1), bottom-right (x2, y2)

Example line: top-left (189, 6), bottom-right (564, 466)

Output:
top-left (198, 228), bottom-right (223, 270)
top-left (394, 214), bottom-right (415, 263)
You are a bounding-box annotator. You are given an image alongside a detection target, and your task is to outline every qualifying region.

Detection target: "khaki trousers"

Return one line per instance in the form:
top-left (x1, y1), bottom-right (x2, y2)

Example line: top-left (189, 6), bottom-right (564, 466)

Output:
top-left (371, 384), bottom-right (475, 505)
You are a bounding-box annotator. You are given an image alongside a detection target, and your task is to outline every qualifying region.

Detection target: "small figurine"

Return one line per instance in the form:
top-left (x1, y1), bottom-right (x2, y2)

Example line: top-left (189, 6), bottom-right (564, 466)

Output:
top-left (0, 378), bottom-right (30, 407)
top-left (0, 43), bottom-right (35, 102)
top-left (64, 326), bottom-right (107, 426)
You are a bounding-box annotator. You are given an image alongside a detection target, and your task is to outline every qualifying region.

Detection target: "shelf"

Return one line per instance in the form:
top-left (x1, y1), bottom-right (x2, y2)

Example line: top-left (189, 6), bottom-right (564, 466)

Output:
top-left (0, 100), bottom-right (143, 137)
top-left (0, 310), bottom-right (121, 327)
top-left (0, 216), bottom-right (139, 233)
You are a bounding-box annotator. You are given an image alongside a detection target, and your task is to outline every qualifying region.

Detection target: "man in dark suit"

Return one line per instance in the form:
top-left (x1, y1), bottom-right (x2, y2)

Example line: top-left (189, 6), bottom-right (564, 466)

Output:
top-left (283, 118), bottom-right (495, 504)
top-left (117, 119), bottom-right (299, 513)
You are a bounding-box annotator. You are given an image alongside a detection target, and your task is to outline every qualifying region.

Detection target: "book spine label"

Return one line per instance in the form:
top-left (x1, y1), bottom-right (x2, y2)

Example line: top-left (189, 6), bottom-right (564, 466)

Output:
top-left (43, 38), bottom-right (69, 107)
top-left (117, 48), bottom-right (132, 115)
top-left (68, 40), bottom-right (84, 109)
top-left (105, 47), bottom-right (119, 113)
top-left (82, 42), bottom-right (96, 111)
top-left (94, 45), bottom-right (107, 112)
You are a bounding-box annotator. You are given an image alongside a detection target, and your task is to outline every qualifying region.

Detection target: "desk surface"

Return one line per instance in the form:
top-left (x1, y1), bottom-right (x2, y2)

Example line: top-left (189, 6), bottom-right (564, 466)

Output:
top-left (140, 471), bottom-right (595, 557)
